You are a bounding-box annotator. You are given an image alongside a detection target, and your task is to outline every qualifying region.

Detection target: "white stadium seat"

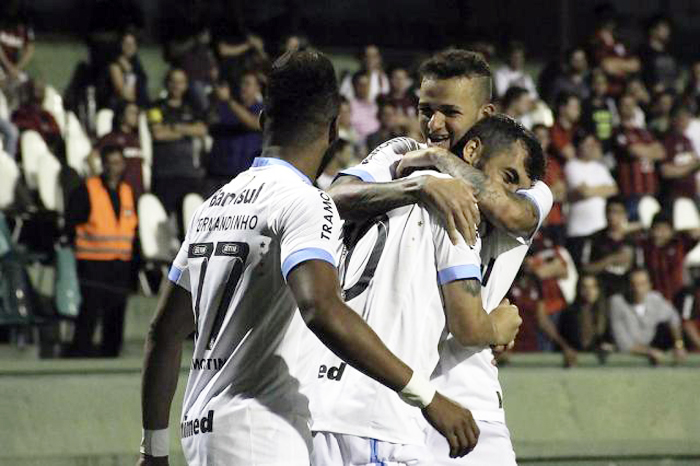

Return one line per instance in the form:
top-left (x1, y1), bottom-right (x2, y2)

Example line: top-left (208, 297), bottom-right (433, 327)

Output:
top-left (182, 193), bottom-right (204, 234)
top-left (638, 195), bottom-right (661, 229)
top-left (139, 112), bottom-right (152, 167)
top-left (20, 130), bottom-right (50, 190)
top-left (0, 150), bottom-right (19, 209)
top-left (65, 111), bottom-right (92, 176)
top-left (556, 246), bottom-right (579, 305)
top-left (43, 85), bottom-right (66, 133)
top-left (95, 108), bottom-right (114, 138)
top-left (137, 194), bottom-right (177, 294)
top-left (673, 197), bottom-right (700, 231)
top-left (36, 151), bottom-right (63, 212)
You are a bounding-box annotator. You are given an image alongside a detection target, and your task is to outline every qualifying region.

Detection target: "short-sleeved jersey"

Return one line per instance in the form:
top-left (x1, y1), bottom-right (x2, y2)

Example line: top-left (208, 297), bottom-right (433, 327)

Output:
top-left (337, 137), bottom-right (553, 423)
top-left (304, 170), bottom-right (482, 445)
top-left (169, 157), bottom-right (340, 428)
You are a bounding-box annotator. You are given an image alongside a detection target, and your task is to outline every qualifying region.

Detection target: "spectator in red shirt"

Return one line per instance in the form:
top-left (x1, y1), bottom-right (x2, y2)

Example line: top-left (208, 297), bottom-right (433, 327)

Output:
top-left (550, 91), bottom-right (581, 162)
top-left (673, 266), bottom-right (700, 351)
top-left (640, 212), bottom-right (699, 303)
top-left (378, 67), bottom-right (418, 120)
top-left (660, 102), bottom-right (700, 210)
top-left (589, 11), bottom-right (640, 98)
top-left (91, 101), bottom-right (144, 199)
top-left (613, 93), bottom-right (666, 220)
top-left (11, 79), bottom-right (61, 144)
top-left (508, 272), bottom-right (542, 353)
top-left (533, 123), bottom-right (567, 244)
top-left (582, 196), bottom-right (635, 297)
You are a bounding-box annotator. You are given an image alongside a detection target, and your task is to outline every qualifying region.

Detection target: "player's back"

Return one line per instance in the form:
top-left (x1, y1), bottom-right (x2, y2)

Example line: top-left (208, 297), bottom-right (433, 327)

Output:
top-left (306, 170), bottom-right (481, 445)
top-left (168, 158), bottom-right (340, 433)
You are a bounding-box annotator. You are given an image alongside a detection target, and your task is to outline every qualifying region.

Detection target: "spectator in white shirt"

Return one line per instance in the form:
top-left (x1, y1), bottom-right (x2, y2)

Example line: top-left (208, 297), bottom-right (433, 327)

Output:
top-left (494, 41), bottom-right (538, 98)
top-left (339, 45), bottom-right (390, 102)
top-left (565, 132), bottom-right (619, 239)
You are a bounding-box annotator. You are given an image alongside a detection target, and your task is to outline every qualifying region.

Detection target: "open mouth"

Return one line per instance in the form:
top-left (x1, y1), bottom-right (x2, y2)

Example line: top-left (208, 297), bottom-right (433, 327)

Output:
top-left (427, 135), bottom-right (450, 149)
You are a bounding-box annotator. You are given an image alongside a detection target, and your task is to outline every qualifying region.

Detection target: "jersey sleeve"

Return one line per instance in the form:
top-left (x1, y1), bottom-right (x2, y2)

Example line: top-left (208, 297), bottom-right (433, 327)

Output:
top-left (430, 211), bottom-right (482, 285)
top-left (270, 186), bottom-right (341, 281)
top-left (337, 137), bottom-right (423, 183)
top-left (168, 239), bottom-right (192, 292)
top-left (516, 180), bottom-right (554, 241)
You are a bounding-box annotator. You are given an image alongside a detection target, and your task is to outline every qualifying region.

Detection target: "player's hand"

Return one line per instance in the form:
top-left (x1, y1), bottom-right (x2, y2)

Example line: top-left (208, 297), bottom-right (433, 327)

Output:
top-left (490, 299), bottom-right (522, 346)
top-left (396, 148), bottom-right (443, 176)
top-left (563, 347), bottom-right (578, 368)
top-left (136, 454), bottom-right (169, 466)
top-left (422, 392), bottom-right (480, 458)
top-left (647, 348), bottom-right (666, 366)
top-left (416, 175), bottom-right (480, 246)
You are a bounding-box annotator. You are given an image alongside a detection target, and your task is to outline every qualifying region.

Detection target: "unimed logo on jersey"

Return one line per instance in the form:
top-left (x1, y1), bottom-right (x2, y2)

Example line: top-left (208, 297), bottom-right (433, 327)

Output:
top-left (181, 410), bottom-right (214, 439)
top-left (318, 362), bottom-right (346, 381)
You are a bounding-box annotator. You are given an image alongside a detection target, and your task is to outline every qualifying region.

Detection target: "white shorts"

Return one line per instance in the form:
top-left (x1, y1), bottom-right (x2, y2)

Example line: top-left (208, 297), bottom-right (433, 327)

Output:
top-left (181, 405), bottom-right (311, 465)
top-left (425, 420), bottom-right (517, 466)
top-left (311, 431), bottom-right (433, 465)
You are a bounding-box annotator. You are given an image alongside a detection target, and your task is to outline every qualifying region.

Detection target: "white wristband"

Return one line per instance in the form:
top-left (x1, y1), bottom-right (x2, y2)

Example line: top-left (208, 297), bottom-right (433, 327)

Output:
top-left (399, 372), bottom-right (436, 409)
top-left (140, 428), bottom-right (169, 457)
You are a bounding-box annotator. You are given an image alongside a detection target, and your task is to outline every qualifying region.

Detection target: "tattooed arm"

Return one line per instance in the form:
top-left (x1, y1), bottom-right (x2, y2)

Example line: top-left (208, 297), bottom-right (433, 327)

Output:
top-left (441, 279), bottom-right (521, 347)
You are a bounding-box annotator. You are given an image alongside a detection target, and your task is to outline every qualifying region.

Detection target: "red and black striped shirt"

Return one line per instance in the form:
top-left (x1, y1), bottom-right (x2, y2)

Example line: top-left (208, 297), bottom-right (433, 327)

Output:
top-left (614, 127), bottom-right (660, 197)
top-left (641, 234), bottom-right (696, 302)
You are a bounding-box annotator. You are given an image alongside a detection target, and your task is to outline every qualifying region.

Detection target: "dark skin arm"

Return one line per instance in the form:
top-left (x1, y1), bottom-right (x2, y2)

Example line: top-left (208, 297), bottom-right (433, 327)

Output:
top-left (329, 175), bottom-right (480, 246)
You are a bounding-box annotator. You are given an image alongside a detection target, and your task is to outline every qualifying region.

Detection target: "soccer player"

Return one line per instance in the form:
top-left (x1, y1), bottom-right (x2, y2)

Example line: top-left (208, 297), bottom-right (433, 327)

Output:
top-left (137, 50), bottom-right (479, 466)
top-left (327, 49), bottom-right (553, 465)
top-left (308, 115), bottom-right (535, 465)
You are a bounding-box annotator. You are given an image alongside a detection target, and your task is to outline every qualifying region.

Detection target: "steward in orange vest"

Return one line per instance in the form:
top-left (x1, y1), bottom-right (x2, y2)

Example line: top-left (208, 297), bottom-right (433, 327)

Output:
top-left (64, 145), bottom-right (137, 358)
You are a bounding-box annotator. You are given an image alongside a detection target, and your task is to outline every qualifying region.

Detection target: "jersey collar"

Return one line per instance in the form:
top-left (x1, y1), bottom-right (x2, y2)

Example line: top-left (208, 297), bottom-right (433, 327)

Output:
top-left (251, 157), bottom-right (313, 185)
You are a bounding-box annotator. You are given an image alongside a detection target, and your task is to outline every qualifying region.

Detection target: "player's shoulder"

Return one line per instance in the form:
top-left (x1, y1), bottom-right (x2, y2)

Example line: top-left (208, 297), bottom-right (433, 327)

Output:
top-left (361, 136), bottom-right (425, 165)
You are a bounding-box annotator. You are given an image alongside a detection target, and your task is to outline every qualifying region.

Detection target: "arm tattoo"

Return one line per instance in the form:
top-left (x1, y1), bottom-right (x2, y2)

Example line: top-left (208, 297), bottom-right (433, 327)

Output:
top-left (461, 278), bottom-right (481, 297)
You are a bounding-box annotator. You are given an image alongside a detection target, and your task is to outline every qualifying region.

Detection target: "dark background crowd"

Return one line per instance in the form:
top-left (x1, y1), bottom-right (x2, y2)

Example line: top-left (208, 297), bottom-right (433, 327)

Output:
top-left (1, 0), bottom-right (700, 366)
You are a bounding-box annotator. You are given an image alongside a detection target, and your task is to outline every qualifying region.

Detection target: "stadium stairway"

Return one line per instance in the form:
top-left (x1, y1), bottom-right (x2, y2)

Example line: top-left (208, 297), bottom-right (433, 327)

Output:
top-left (0, 295), bottom-right (699, 466)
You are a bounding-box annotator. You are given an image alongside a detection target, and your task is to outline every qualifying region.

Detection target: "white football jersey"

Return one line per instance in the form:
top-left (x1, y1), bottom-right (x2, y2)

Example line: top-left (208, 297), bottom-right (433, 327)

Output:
top-left (339, 137), bottom-right (553, 423)
top-left (304, 170), bottom-right (482, 446)
top-left (168, 157), bottom-right (341, 434)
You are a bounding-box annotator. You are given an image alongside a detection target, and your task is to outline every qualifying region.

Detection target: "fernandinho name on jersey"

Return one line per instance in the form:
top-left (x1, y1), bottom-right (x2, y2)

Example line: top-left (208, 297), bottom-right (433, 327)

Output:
top-left (195, 183), bottom-right (267, 233)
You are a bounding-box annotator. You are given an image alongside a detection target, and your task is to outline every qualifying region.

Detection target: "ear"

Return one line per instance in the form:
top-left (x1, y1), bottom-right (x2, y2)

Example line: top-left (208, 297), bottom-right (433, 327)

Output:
top-left (480, 103), bottom-right (496, 118)
top-left (461, 137), bottom-right (482, 165)
top-left (329, 116), bottom-right (339, 144)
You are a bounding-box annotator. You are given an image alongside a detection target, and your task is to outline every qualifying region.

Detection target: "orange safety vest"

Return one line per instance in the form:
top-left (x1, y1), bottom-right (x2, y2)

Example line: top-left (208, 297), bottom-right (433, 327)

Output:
top-left (75, 177), bottom-right (138, 261)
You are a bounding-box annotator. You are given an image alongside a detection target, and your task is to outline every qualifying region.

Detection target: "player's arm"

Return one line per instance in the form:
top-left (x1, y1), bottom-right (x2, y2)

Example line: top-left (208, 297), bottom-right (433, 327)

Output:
top-left (396, 148), bottom-right (548, 238)
top-left (138, 280), bottom-right (195, 466)
top-left (287, 260), bottom-right (479, 458)
top-left (441, 279), bottom-right (521, 347)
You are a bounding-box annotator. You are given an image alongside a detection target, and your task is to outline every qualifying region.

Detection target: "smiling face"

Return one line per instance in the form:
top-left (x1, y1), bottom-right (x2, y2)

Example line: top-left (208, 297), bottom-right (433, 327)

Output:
top-left (418, 76), bottom-right (490, 151)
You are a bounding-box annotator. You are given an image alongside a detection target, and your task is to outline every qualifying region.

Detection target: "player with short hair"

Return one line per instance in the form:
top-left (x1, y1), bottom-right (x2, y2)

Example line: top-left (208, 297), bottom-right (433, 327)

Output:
top-left (137, 50), bottom-right (479, 466)
top-left (327, 49), bottom-right (552, 465)
top-left (308, 115), bottom-right (536, 465)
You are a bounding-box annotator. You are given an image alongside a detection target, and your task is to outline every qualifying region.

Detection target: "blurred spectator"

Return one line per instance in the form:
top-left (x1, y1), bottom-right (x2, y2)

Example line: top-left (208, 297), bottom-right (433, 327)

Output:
top-left (589, 11), bottom-right (640, 97)
top-left (105, 32), bottom-right (149, 109)
top-left (581, 196), bottom-right (634, 296)
top-left (682, 60), bottom-right (700, 114)
top-left (340, 45), bottom-right (390, 102)
top-left (11, 79), bottom-right (61, 144)
top-left (213, 10), bottom-right (268, 91)
top-left (348, 71), bottom-right (380, 146)
top-left (168, 30), bottom-right (218, 113)
top-left (508, 273), bottom-right (542, 352)
top-left (674, 267), bottom-right (700, 351)
top-left (148, 68), bottom-right (207, 217)
top-left (534, 124), bottom-right (567, 244)
top-left (378, 67), bottom-right (418, 119)
top-left (614, 93), bottom-right (665, 220)
top-left (559, 274), bottom-right (613, 358)
top-left (206, 73), bottom-right (263, 194)
top-left (494, 41), bottom-right (537, 98)
top-left (648, 89), bottom-right (676, 137)
top-left (337, 97), bottom-right (359, 146)
top-left (64, 145), bottom-right (137, 358)
top-left (659, 103), bottom-right (700, 209)
top-left (610, 268), bottom-right (686, 365)
top-left (582, 68), bottom-right (618, 157)
top-left (366, 101), bottom-right (403, 152)
top-left (565, 133), bottom-right (618, 260)
top-left (550, 92), bottom-right (581, 161)
top-left (524, 229), bottom-right (570, 355)
top-left (92, 101), bottom-right (144, 199)
top-left (0, 4), bottom-right (34, 108)
top-left (639, 212), bottom-right (699, 302)
top-left (624, 78), bottom-right (651, 128)
top-left (0, 116), bottom-right (18, 158)
top-left (638, 14), bottom-right (679, 94)
top-left (281, 34), bottom-right (310, 54)
top-left (502, 86), bottom-right (534, 129)
top-left (548, 47), bottom-right (590, 105)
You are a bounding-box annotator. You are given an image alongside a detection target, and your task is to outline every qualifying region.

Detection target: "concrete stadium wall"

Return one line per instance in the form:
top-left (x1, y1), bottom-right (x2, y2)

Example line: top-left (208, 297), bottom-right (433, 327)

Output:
top-left (0, 353), bottom-right (698, 466)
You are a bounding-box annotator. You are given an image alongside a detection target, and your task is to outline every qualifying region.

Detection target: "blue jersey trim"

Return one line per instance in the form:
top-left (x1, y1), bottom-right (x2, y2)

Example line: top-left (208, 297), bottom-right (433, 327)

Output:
top-left (252, 157), bottom-right (312, 185)
top-left (437, 264), bottom-right (482, 285)
top-left (168, 265), bottom-right (183, 283)
top-left (282, 247), bottom-right (336, 280)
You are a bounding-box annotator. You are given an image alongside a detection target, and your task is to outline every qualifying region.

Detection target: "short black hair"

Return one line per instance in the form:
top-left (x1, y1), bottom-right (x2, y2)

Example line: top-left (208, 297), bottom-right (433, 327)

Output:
top-left (554, 91), bottom-right (579, 113)
top-left (502, 86), bottom-right (529, 109)
top-left (606, 194), bottom-right (626, 210)
top-left (651, 211), bottom-right (672, 227)
top-left (264, 49), bottom-right (340, 145)
top-left (454, 114), bottom-right (546, 181)
top-left (351, 69), bottom-right (369, 88)
top-left (646, 13), bottom-right (671, 33)
top-left (100, 144), bottom-right (124, 162)
top-left (418, 49), bottom-right (492, 104)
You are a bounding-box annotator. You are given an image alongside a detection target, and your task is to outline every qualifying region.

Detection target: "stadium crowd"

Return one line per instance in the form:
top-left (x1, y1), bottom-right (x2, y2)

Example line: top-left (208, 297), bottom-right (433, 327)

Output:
top-left (1, 1), bottom-right (700, 366)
